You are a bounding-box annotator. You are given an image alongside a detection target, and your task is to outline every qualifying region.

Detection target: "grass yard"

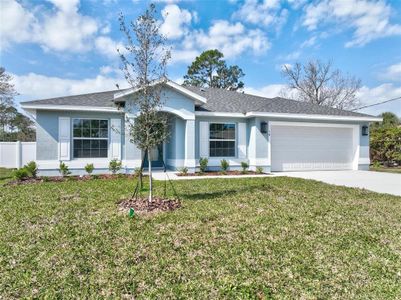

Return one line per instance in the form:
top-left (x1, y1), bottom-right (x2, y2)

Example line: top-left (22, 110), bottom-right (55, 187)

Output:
top-left (0, 168), bottom-right (13, 183)
top-left (1, 177), bottom-right (401, 299)
top-left (370, 166), bottom-right (401, 174)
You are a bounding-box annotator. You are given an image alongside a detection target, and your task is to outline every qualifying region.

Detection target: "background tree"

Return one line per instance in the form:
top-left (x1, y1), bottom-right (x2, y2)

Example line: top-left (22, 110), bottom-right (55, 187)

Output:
top-left (118, 4), bottom-right (170, 203)
top-left (370, 111), bottom-right (401, 166)
top-left (281, 59), bottom-right (361, 110)
top-left (183, 49), bottom-right (245, 91)
top-left (0, 67), bottom-right (35, 141)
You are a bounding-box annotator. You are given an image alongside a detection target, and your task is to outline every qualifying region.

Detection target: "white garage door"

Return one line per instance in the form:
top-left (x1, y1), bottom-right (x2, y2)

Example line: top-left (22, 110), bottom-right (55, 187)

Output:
top-left (271, 124), bottom-right (355, 172)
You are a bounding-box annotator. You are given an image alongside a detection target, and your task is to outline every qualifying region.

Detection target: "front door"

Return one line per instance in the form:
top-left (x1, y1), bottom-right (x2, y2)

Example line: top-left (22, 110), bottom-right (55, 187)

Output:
top-left (144, 144), bottom-right (164, 168)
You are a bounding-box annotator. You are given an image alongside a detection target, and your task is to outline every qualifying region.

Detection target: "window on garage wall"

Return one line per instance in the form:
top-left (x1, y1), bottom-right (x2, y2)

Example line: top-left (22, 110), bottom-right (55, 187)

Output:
top-left (209, 123), bottom-right (236, 157)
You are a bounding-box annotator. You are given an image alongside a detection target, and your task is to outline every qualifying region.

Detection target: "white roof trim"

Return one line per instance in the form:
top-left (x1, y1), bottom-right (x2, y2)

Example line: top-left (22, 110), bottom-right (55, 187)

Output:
top-left (113, 80), bottom-right (207, 104)
top-left (21, 104), bottom-right (122, 113)
top-left (247, 112), bottom-right (382, 122)
top-left (195, 111), bottom-right (381, 122)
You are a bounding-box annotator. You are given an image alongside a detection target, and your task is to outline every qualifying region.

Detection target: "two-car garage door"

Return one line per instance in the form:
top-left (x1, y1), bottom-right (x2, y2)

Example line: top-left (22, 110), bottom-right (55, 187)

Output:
top-left (271, 123), bottom-right (355, 172)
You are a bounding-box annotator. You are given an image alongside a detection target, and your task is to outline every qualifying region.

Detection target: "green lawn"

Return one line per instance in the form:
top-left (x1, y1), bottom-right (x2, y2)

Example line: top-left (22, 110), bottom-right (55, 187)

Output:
top-left (370, 166), bottom-right (401, 174)
top-left (0, 168), bottom-right (13, 182)
top-left (1, 177), bottom-right (400, 299)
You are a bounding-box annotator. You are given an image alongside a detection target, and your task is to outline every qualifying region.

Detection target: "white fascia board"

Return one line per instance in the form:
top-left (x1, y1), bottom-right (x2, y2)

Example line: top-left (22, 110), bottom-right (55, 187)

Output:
top-left (246, 112), bottom-right (382, 122)
top-left (113, 80), bottom-right (207, 105)
top-left (20, 104), bottom-right (122, 113)
top-left (195, 111), bottom-right (246, 118)
top-left (195, 111), bottom-right (381, 122)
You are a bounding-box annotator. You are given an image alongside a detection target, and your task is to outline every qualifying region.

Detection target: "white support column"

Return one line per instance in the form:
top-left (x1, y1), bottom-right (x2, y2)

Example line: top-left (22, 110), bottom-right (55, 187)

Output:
top-left (184, 119), bottom-right (196, 173)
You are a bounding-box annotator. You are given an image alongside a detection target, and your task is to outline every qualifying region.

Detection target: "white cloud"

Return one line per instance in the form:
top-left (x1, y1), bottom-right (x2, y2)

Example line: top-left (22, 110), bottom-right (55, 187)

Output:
top-left (0, 0), bottom-right (123, 58)
top-left (244, 84), bottom-right (287, 98)
top-left (171, 20), bottom-right (270, 63)
top-left (356, 83), bottom-right (401, 116)
top-left (232, 0), bottom-right (287, 28)
top-left (160, 4), bottom-right (194, 39)
top-left (95, 36), bottom-right (123, 58)
top-left (0, 0), bottom-right (37, 48)
top-left (38, 0), bottom-right (98, 52)
top-left (13, 72), bottom-right (128, 101)
top-left (302, 0), bottom-right (401, 47)
top-left (380, 62), bottom-right (401, 82)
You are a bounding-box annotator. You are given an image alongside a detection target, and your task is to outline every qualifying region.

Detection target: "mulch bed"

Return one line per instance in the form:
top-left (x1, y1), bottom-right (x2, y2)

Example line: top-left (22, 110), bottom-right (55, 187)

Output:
top-left (177, 170), bottom-right (268, 176)
top-left (118, 197), bottom-right (181, 215)
top-left (5, 174), bottom-right (141, 186)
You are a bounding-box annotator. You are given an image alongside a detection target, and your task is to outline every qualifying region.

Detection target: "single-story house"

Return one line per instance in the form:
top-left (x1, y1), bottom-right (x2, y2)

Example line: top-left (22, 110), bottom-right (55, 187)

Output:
top-left (21, 80), bottom-right (381, 176)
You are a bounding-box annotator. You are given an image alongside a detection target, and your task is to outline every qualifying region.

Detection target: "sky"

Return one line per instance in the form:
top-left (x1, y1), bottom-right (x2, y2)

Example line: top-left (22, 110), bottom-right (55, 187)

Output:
top-left (1, 0), bottom-right (401, 116)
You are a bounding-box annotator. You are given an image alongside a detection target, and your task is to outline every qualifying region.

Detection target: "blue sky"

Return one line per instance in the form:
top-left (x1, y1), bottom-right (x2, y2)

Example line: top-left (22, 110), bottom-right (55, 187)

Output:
top-left (1, 0), bottom-right (401, 116)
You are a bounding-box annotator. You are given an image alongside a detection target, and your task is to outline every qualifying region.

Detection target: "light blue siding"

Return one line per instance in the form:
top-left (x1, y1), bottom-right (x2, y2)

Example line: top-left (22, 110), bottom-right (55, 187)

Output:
top-left (35, 110), bottom-right (124, 161)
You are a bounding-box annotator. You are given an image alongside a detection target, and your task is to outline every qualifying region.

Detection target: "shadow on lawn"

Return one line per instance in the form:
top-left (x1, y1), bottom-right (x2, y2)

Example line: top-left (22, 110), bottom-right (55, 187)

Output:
top-left (182, 183), bottom-right (277, 201)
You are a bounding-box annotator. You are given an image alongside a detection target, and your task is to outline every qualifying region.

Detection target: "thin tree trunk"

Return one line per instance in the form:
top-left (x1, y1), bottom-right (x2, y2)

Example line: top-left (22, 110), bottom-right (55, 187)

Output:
top-left (148, 148), bottom-right (152, 203)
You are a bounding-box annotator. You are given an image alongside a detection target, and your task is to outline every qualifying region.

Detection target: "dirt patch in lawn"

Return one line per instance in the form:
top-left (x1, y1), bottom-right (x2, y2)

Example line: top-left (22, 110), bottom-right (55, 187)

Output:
top-left (177, 170), bottom-right (268, 176)
top-left (118, 197), bottom-right (181, 215)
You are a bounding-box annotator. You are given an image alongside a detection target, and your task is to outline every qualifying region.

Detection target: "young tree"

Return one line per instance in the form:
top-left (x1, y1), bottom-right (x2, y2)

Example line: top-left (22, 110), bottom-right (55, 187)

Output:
top-left (281, 60), bottom-right (361, 110)
top-left (118, 4), bottom-right (170, 203)
top-left (183, 49), bottom-right (245, 90)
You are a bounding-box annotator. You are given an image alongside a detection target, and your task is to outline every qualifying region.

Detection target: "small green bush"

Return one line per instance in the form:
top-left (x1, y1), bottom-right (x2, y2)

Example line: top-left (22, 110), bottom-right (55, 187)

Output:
top-left (241, 161), bottom-right (249, 173)
top-left (13, 168), bottom-right (30, 181)
top-left (24, 161), bottom-right (38, 178)
top-left (134, 167), bottom-right (143, 177)
top-left (109, 159), bottom-right (122, 174)
top-left (84, 163), bottom-right (94, 175)
top-left (256, 166), bottom-right (264, 174)
top-left (372, 161), bottom-right (381, 168)
top-left (199, 157), bottom-right (208, 173)
top-left (59, 162), bottom-right (71, 177)
top-left (178, 166), bottom-right (188, 175)
top-left (220, 159), bottom-right (229, 173)
top-left (42, 176), bottom-right (50, 182)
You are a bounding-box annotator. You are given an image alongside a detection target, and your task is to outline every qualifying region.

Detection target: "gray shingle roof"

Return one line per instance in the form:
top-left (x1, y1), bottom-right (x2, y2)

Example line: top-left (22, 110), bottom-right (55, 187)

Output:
top-left (21, 85), bottom-right (373, 118)
top-left (185, 86), bottom-right (370, 117)
top-left (21, 89), bottom-right (124, 108)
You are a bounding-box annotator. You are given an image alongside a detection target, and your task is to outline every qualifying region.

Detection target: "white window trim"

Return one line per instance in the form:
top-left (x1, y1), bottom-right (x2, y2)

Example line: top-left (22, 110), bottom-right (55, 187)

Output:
top-left (208, 122), bottom-right (237, 158)
top-left (72, 118), bottom-right (109, 159)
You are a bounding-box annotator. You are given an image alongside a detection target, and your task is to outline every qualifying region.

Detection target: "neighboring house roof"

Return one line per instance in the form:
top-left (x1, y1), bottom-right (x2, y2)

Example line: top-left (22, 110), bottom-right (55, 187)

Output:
top-left (21, 82), bottom-right (376, 119)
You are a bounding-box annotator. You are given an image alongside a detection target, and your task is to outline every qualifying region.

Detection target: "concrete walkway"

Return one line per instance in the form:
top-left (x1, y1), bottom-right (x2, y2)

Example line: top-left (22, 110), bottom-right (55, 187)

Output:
top-left (275, 170), bottom-right (401, 196)
top-left (151, 170), bottom-right (401, 196)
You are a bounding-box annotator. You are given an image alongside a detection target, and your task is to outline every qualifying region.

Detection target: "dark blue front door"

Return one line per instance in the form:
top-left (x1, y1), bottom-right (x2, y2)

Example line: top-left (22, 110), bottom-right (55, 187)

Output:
top-left (144, 144), bottom-right (164, 168)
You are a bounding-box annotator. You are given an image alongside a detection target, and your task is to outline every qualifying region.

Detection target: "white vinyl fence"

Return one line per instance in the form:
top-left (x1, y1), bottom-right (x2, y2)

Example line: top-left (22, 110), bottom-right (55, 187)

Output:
top-left (0, 142), bottom-right (36, 169)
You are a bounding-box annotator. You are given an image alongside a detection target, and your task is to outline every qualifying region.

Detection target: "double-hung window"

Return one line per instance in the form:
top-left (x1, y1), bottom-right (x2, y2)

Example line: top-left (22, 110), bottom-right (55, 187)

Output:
top-left (209, 123), bottom-right (236, 157)
top-left (73, 119), bottom-right (108, 158)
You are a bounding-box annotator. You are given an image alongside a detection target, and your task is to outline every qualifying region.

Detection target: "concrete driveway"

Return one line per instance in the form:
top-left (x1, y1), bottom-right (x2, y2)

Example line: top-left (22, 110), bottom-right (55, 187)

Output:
top-left (275, 170), bottom-right (401, 196)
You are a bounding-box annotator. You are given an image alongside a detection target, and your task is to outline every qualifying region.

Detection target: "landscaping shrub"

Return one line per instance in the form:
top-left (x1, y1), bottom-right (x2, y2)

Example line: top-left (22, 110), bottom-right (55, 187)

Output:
top-left (220, 159), bottom-right (229, 173)
top-left (24, 161), bottom-right (37, 178)
top-left (241, 161), bottom-right (249, 173)
top-left (199, 157), bottom-right (208, 173)
top-left (42, 176), bottom-right (50, 182)
top-left (59, 162), bottom-right (71, 177)
top-left (84, 163), bottom-right (94, 176)
top-left (109, 159), bottom-right (122, 174)
top-left (256, 166), bottom-right (264, 174)
top-left (178, 166), bottom-right (188, 176)
top-left (12, 168), bottom-right (30, 181)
